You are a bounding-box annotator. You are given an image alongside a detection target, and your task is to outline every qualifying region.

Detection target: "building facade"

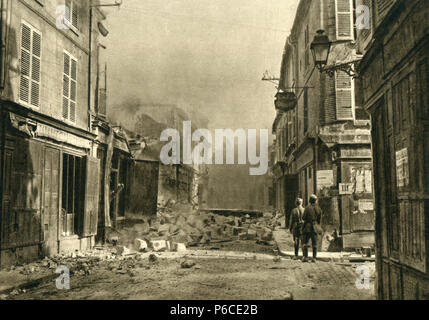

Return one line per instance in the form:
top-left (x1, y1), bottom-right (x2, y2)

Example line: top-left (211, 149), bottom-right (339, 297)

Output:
top-left (273, 0), bottom-right (375, 249)
top-left (358, 0), bottom-right (429, 300)
top-left (0, 0), bottom-right (108, 267)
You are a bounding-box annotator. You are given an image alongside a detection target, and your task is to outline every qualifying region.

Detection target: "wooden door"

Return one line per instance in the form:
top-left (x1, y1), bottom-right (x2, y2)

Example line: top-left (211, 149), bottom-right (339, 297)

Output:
top-left (284, 174), bottom-right (299, 229)
top-left (372, 97), bottom-right (391, 299)
top-left (42, 148), bottom-right (60, 256)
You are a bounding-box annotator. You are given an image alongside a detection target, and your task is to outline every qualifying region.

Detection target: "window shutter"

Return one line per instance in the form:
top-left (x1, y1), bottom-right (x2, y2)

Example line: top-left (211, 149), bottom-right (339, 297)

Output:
top-left (70, 59), bottom-right (77, 122)
top-left (31, 31), bottom-right (41, 107)
top-left (62, 52), bottom-right (77, 122)
top-left (98, 89), bottom-right (107, 117)
top-left (20, 24), bottom-right (31, 104)
top-left (62, 52), bottom-right (70, 119)
top-left (71, 2), bottom-right (78, 29)
top-left (20, 23), bottom-right (41, 107)
top-left (82, 156), bottom-right (100, 236)
top-left (304, 88), bottom-right (309, 132)
top-left (335, 71), bottom-right (354, 120)
top-left (325, 75), bottom-right (337, 123)
top-left (335, 0), bottom-right (353, 40)
top-left (375, 0), bottom-right (396, 27)
top-left (65, 0), bottom-right (71, 25)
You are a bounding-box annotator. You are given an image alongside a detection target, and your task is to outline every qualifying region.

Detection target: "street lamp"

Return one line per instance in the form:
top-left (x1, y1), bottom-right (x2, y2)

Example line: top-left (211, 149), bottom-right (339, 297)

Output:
top-left (310, 29), bottom-right (361, 78)
top-left (310, 30), bottom-right (331, 71)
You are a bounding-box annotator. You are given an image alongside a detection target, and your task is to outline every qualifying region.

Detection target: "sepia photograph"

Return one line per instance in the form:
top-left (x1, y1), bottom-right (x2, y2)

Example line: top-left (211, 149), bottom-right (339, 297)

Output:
top-left (0, 0), bottom-right (427, 307)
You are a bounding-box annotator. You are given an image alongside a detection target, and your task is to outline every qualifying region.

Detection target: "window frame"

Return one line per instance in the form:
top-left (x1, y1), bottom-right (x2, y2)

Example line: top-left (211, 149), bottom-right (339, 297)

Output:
top-left (62, 50), bottom-right (78, 123)
top-left (335, 0), bottom-right (354, 40)
top-left (61, 152), bottom-right (84, 237)
top-left (303, 88), bottom-right (309, 133)
top-left (19, 20), bottom-right (42, 109)
top-left (335, 71), bottom-right (355, 121)
top-left (64, 0), bottom-right (79, 33)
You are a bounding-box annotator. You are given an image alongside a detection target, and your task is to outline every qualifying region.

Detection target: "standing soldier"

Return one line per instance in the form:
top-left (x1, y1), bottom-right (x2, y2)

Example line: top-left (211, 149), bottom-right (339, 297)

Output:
top-left (289, 198), bottom-right (304, 259)
top-left (301, 194), bottom-right (322, 263)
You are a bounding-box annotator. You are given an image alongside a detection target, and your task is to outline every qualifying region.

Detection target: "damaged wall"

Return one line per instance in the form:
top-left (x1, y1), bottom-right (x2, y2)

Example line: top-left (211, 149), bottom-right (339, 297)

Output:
top-left (202, 164), bottom-right (271, 212)
top-left (126, 161), bottom-right (159, 218)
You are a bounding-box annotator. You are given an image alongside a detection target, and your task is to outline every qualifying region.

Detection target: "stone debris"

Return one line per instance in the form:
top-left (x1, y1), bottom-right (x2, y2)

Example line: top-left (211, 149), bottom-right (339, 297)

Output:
top-left (173, 243), bottom-right (187, 252)
top-left (10, 289), bottom-right (21, 296)
top-left (0, 203), bottom-right (283, 292)
top-left (114, 202), bottom-right (281, 253)
top-left (180, 259), bottom-right (196, 269)
top-left (283, 292), bottom-right (294, 300)
top-left (134, 239), bottom-right (148, 252)
top-left (150, 240), bottom-right (168, 252)
top-left (273, 256), bottom-right (282, 263)
top-left (148, 254), bottom-right (159, 264)
top-left (247, 229), bottom-right (257, 240)
top-left (116, 246), bottom-right (132, 256)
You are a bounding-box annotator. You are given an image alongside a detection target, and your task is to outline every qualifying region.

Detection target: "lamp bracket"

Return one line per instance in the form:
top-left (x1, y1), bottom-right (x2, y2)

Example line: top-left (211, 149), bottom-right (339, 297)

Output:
top-left (321, 59), bottom-right (362, 79)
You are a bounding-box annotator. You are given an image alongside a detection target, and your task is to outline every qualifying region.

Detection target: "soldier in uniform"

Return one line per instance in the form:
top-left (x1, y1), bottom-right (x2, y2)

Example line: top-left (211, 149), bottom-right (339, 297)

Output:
top-left (289, 198), bottom-right (304, 259)
top-left (301, 194), bottom-right (322, 263)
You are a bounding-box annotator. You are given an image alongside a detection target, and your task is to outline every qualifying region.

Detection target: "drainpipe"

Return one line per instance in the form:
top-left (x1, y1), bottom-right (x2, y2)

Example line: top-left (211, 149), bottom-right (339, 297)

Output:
top-left (0, 0), bottom-right (5, 268)
top-left (95, 43), bottom-right (106, 115)
top-left (88, 5), bottom-right (93, 131)
top-left (0, 0), bottom-right (6, 89)
top-left (314, 135), bottom-right (319, 195)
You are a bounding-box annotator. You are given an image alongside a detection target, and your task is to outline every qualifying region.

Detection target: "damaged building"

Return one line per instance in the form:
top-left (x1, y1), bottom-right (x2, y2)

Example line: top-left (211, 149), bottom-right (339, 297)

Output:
top-left (102, 105), bottom-right (209, 227)
top-left (0, 0), bottom-right (114, 267)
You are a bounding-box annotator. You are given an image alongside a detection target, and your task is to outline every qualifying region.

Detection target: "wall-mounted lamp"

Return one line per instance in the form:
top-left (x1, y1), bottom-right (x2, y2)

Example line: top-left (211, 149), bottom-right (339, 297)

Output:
top-left (310, 29), bottom-right (361, 78)
top-left (310, 30), bottom-right (331, 71)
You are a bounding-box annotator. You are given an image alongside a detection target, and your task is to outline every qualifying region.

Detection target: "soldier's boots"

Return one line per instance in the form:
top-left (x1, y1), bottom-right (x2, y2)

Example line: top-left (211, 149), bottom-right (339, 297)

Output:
top-left (311, 247), bottom-right (317, 263)
top-left (294, 245), bottom-right (299, 258)
top-left (302, 247), bottom-right (309, 262)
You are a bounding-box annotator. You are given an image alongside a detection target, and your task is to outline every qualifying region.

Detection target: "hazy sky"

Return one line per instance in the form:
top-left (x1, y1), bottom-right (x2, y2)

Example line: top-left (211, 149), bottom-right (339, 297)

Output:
top-left (104, 0), bottom-right (299, 131)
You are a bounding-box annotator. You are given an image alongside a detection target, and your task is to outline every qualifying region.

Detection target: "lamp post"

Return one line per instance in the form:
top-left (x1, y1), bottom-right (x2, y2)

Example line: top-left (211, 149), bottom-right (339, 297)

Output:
top-left (310, 29), bottom-right (361, 78)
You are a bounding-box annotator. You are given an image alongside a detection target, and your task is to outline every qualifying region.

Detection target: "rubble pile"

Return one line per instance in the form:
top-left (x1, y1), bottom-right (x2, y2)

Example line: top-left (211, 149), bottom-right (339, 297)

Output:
top-left (115, 202), bottom-right (283, 252)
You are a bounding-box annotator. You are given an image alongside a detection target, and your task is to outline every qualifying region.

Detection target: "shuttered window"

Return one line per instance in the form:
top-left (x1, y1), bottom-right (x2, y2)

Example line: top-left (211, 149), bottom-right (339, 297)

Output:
top-left (335, 71), bottom-right (354, 120)
top-left (335, 0), bottom-right (354, 40)
top-left (20, 22), bottom-right (41, 108)
top-left (64, 0), bottom-right (79, 30)
top-left (81, 156), bottom-right (100, 237)
top-left (62, 51), bottom-right (77, 122)
top-left (304, 25), bottom-right (310, 70)
top-left (375, 0), bottom-right (396, 27)
top-left (304, 88), bottom-right (309, 132)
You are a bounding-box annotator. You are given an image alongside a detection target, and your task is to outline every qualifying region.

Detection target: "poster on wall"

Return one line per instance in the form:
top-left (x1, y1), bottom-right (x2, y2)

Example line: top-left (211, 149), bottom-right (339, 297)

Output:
top-left (339, 183), bottom-right (353, 195)
top-left (395, 148), bottom-right (409, 188)
top-left (358, 199), bottom-right (374, 212)
top-left (350, 167), bottom-right (373, 193)
top-left (317, 170), bottom-right (334, 191)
